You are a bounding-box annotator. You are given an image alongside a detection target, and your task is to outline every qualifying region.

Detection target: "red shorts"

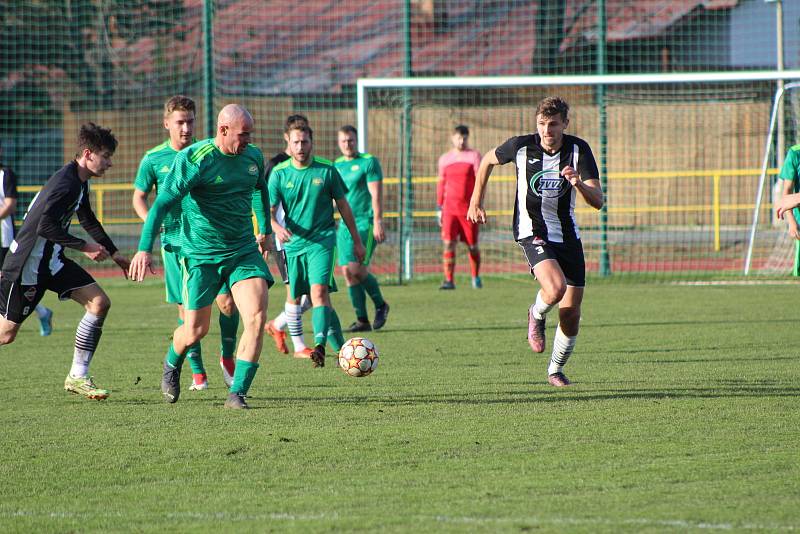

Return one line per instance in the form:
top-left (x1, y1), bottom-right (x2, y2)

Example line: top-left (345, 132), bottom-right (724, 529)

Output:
top-left (441, 211), bottom-right (479, 245)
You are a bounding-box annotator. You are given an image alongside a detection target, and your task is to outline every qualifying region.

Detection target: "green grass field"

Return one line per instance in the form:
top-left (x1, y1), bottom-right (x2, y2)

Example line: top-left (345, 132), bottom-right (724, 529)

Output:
top-left (1, 276), bottom-right (798, 533)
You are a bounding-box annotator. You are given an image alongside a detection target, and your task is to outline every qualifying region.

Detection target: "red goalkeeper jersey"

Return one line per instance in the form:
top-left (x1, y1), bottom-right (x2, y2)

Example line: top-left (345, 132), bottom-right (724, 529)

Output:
top-left (437, 148), bottom-right (481, 214)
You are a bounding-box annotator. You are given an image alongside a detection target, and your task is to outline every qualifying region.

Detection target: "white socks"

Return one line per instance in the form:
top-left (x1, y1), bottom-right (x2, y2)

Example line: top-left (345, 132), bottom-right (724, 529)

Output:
top-left (532, 290), bottom-right (556, 320)
top-left (548, 325), bottom-right (577, 375)
top-left (70, 312), bottom-right (105, 378)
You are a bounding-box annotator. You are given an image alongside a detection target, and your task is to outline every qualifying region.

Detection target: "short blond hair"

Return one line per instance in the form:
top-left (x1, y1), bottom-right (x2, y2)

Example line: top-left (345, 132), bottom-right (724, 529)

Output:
top-left (164, 95), bottom-right (196, 118)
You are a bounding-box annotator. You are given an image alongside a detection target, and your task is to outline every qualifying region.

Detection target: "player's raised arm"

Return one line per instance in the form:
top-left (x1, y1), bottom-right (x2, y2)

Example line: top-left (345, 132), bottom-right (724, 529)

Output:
top-left (468, 149), bottom-right (500, 224)
top-left (562, 166), bottom-right (604, 210)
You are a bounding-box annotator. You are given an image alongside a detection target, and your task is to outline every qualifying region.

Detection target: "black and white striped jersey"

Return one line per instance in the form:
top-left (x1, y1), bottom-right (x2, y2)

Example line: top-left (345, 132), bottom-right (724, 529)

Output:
top-left (0, 161), bottom-right (117, 284)
top-left (495, 133), bottom-right (599, 244)
top-left (0, 166), bottom-right (18, 248)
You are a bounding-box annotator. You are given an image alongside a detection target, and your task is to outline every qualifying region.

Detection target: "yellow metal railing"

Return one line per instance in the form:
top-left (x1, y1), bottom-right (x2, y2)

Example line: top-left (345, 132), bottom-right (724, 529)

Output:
top-left (18, 168), bottom-right (781, 252)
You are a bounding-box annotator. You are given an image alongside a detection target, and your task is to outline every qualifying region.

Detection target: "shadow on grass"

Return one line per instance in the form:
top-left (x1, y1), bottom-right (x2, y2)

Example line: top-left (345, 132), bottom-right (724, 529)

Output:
top-left (245, 383), bottom-right (800, 406)
top-left (382, 317), bottom-right (793, 334)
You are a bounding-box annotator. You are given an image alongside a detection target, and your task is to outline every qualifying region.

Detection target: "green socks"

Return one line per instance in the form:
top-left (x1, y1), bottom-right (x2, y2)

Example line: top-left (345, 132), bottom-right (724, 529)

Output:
top-left (327, 308), bottom-right (345, 352)
top-left (362, 273), bottom-right (385, 308)
top-left (348, 284), bottom-right (368, 321)
top-left (312, 305), bottom-right (331, 346)
top-left (166, 343), bottom-right (187, 369)
top-left (178, 318), bottom-right (205, 374)
top-left (230, 359), bottom-right (259, 395)
top-left (219, 310), bottom-right (239, 358)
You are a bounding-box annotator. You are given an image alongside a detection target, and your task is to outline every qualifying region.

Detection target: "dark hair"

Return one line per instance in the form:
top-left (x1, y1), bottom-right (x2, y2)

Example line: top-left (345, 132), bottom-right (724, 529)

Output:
top-left (338, 125), bottom-right (357, 137)
top-left (164, 95), bottom-right (196, 118)
top-left (536, 96), bottom-right (569, 121)
top-left (287, 122), bottom-right (313, 140)
top-left (78, 123), bottom-right (118, 154)
top-left (453, 124), bottom-right (469, 136)
top-left (284, 114), bottom-right (309, 133)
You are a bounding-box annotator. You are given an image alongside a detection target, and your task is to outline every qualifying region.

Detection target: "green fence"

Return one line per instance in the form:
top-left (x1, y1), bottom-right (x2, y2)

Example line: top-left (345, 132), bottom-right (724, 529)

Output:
top-left (2, 1), bottom-right (798, 280)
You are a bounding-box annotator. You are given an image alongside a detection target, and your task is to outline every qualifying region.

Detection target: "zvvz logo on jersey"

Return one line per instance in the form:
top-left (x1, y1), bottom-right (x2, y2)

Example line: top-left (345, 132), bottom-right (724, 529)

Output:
top-left (529, 169), bottom-right (569, 199)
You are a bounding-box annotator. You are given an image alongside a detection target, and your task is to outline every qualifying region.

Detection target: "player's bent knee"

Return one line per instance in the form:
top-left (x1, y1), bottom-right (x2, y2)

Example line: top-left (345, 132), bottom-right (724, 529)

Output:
top-left (88, 294), bottom-right (111, 316)
top-left (184, 324), bottom-right (209, 344)
top-left (216, 296), bottom-right (236, 317)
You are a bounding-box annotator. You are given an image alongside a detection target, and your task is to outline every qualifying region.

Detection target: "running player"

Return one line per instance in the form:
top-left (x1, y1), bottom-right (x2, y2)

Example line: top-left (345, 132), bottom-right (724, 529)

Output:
top-left (0, 123), bottom-right (131, 399)
top-left (132, 95), bottom-right (241, 390)
top-left (0, 143), bottom-right (54, 335)
top-left (129, 104), bottom-right (273, 409)
top-left (437, 125), bottom-right (482, 289)
top-left (264, 114), bottom-right (313, 359)
top-left (467, 97), bottom-right (604, 387)
top-left (269, 122), bottom-right (365, 367)
top-left (334, 125), bottom-right (390, 332)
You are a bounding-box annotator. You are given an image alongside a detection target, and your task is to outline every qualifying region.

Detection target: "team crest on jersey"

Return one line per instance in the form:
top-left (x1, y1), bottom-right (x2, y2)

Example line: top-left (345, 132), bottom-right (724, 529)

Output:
top-left (23, 287), bottom-right (37, 301)
top-left (529, 169), bottom-right (568, 199)
top-left (312, 178), bottom-right (323, 186)
top-left (159, 165), bottom-right (171, 173)
top-left (351, 164), bottom-right (360, 172)
top-left (286, 181), bottom-right (294, 189)
top-left (248, 164), bottom-right (258, 175)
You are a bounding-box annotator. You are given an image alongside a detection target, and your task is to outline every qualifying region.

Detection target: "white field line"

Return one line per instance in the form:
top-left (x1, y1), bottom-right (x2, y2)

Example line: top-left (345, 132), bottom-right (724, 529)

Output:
top-left (3, 510), bottom-right (797, 530)
top-left (672, 280), bottom-right (800, 286)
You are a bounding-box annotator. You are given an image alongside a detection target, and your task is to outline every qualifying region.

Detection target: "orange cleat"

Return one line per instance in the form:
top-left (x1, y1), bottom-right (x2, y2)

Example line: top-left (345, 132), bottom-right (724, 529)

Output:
top-left (293, 347), bottom-right (313, 359)
top-left (266, 320), bottom-right (289, 354)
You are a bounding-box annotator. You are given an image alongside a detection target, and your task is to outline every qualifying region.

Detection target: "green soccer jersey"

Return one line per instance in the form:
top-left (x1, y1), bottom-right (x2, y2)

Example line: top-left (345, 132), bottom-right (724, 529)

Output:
top-left (134, 140), bottom-right (183, 248)
top-left (138, 138), bottom-right (270, 263)
top-left (268, 156), bottom-right (347, 255)
top-left (780, 145), bottom-right (800, 217)
top-left (334, 153), bottom-right (382, 222)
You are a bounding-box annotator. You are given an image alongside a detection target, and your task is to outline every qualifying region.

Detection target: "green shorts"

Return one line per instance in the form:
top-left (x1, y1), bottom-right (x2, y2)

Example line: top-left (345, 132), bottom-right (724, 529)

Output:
top-left (162, 247), bottom-right (230, 305)
top-left (287, 242), bottom-right (338, 300)
top-left (181, 248), bottom-right (273, 310)
top-left (161, 247), bottom-right (183, 304)
top-left (337, 221), bottom-right (376, 266)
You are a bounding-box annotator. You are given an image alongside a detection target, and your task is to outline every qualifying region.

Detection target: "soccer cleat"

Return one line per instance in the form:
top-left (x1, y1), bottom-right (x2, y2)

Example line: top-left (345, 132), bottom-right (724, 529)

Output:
top-left (223, 392), bottom-right (249, 409)
top-left (310, 344), bottom-right (326, 368)
top-left (38, 307), bottom-right (53, 336)
top-left (189, 373), bottom-right (208, 391)
top-left (347, 320), bottom-right (372, 333)
top-left (439, 280), bottom-right (456, 290)
top-left (266, 320), bottom-right (289, 354)
top-left (293, 347), bottom-right (313, 359)
top-left (220, 358), bottom-right (235, 388)
top-left (548, 372), bottom-right (571, 387)
top-left (471, 276), bottom-right (483, 289)
top-left (527, 304), bottom-right (546, 353)
top-left (161, 361), bottom-right (181, 403)
top-left (64, 375), bottom-right (109, 400)
top-left (373, 302), bottom-right (390, 330)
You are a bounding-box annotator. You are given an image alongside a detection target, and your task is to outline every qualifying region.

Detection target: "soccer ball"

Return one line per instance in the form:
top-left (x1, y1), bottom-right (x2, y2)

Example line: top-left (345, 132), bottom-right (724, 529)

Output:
top-left (338, 337), bottom-right (379, 377)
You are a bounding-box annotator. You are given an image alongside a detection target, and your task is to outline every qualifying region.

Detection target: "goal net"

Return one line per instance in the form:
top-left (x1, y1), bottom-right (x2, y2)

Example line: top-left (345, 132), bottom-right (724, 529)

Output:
top-left (745, 82), bottom-right (800, 276)
top-left (359, 73), bottom-right (800, 281)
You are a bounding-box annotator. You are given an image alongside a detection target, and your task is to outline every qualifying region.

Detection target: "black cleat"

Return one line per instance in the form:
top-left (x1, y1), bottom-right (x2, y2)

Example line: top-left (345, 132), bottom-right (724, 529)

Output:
top-left (161, 361), bottom-right (181, 404)
top-left (311, 344), bottom-right (326, 368)
top-left (224, 392), bottom-right (249, 409)
top-left (439, 280), bottom-right (455, 290)
top-left (372, 302), bottom-right (390, 330)
top-left (348, 320), bottom-right (372, 333)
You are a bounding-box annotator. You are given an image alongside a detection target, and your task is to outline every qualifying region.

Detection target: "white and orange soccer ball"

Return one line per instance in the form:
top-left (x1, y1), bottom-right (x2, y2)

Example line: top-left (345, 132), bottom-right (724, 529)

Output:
top-left (338, 337), bottom-right (379, 377)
